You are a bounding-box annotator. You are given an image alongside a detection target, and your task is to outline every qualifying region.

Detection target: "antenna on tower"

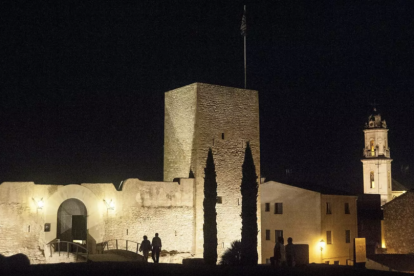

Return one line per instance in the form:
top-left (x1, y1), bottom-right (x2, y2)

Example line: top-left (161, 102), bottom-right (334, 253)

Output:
top-left (368, 99), bottom-right (380, 112)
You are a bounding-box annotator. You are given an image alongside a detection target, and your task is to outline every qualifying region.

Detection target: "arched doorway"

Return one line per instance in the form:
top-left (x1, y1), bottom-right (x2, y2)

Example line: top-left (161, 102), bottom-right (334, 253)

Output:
top-left (57, 199), bottom-right (87, 243)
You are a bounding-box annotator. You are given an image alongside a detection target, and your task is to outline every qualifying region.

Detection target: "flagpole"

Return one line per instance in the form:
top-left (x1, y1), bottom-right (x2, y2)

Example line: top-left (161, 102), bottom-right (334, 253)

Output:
top-left (243, 5), bottom-right (247, 89)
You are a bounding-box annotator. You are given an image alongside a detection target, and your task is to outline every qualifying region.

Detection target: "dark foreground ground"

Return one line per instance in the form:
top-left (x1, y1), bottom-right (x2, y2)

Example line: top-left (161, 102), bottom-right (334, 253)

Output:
top-left (1, 262), bottom-right (408, 276)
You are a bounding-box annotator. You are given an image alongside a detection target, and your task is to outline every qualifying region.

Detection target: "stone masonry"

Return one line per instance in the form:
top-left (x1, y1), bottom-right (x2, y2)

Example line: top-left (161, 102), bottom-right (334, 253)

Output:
top-left (383, 191), bottom-right (414, 254)
top-left (164, 83), bottom-right (261, 259)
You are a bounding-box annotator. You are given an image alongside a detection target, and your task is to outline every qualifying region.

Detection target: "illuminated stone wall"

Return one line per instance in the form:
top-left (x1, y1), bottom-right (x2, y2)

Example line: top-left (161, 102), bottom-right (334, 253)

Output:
top-left (0, 178), bottom-right (195, 264)
top-left (0, 182), bottom-right (47, 263)
top-left (164, 83), bottom-right (261, 260)
top-left (100, 178), bottom-right (195, 254)
top-left (383, 191), bottom-right (414, 254)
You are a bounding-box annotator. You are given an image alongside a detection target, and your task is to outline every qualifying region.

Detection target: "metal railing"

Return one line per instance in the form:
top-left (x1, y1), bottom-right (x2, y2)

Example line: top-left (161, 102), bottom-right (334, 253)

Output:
top-left (48, 239), bottom-right (89, 261)
top-left (98, 239), bottom-right (141, 255)
top-left (363, 149), bottom-right (390, 158)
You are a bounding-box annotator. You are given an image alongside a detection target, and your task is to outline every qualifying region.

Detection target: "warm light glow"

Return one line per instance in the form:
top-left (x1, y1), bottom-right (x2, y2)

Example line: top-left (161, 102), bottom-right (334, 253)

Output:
top-left (319, 239), bottom-right (325, 251)
top-left (103, 199), bottom-right (115, 210)
top-left (32, 198), bottom-right (44, 209)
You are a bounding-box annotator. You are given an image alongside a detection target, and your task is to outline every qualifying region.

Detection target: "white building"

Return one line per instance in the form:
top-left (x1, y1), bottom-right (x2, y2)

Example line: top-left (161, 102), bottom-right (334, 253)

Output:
top-left (361, 108), bottom-right (393, 205)
top-left (260, 181), bottom-right (358, 265)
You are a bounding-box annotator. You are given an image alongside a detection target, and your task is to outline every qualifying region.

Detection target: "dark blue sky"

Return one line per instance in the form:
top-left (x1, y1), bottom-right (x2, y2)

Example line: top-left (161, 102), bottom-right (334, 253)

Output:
top-left (2, 2), bottom-right (414, 193)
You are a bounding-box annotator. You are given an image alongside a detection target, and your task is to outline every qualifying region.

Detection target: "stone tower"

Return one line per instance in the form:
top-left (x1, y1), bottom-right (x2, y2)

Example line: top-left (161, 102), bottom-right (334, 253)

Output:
top-left (164, 83), bottom-right (261, 260)
top-left (361, 108), bottom-right (393, 205)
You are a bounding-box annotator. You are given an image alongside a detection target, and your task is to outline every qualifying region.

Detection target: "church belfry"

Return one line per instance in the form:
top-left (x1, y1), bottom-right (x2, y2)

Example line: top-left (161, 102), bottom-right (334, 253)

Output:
top-left (361, 108), bottom-right (393, 205)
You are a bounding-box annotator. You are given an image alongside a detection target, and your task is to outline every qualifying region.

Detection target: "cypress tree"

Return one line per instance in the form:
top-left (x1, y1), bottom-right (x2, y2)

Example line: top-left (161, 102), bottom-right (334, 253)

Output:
top-left (203, 148), bottom-right (218, 264)
top-left (240, 142), bottom-right (258, 265)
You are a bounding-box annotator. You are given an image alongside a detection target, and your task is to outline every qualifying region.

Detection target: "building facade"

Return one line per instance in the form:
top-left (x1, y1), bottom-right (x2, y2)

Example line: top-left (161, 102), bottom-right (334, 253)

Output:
top-left (0, 179), bottom-right (195, 263)
top-left (164, 83), bottom-right (261, 258)
top-left (383, 190), bottom-right (414, 254)
top-left (0, 83), bottom-right (262, 263)
top-left (361, 109), bottom-right (393, 205)
top-left (260, 181), bottom-right (358, 265)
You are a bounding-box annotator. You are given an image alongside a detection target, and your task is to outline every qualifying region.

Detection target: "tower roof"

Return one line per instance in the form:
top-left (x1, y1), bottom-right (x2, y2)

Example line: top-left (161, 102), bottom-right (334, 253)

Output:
top-left (365, 108), bottom-right (387, 129)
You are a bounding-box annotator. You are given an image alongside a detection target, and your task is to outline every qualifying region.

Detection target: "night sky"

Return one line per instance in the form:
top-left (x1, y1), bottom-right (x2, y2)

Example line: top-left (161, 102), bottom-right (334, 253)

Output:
top-left (2, 2), bottom-right (414, 193)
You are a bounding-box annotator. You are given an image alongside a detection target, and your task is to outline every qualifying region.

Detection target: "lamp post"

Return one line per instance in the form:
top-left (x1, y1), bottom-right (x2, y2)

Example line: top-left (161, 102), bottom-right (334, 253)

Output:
top-left (319, 239), bottom-right (325, 263)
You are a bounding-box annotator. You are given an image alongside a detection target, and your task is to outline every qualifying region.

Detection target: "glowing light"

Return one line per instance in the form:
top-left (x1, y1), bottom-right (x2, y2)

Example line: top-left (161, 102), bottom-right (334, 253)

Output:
top-left (103, 199), bottom-right (115, 210)
top-left (319, 239), bottom-right (325, 251)
top-left (32, 198), bottom-right (44, 209)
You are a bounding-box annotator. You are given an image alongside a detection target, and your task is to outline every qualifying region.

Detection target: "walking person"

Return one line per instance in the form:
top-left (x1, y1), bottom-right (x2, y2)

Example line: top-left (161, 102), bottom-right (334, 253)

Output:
top-left (274, 236), bottom-right (284, 267)
top-left (285, 237), bottom-right (296, 267)
top-left (139, 235), bottom-right (151, 263)
top-left (279, 237), bottom-right (286, 266)
top-left (151, 233), bottom-right (162, 263)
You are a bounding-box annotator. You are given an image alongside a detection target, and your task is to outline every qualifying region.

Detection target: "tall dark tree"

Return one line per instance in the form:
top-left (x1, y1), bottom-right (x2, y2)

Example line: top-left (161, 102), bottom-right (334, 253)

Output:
top-left (240, 142), bottom-right (259, 265)
top-left (203, 148), bottom-right (218, 264)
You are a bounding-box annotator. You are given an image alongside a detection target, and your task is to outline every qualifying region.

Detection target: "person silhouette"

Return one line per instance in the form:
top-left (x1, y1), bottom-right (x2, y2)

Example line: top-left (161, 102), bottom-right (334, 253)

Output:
top-left (151, 233), bottom-right (162, 263)
top-left (139, 236), bottom-right (151, 263)
top-left (285, 237), bottom-right (296, 267)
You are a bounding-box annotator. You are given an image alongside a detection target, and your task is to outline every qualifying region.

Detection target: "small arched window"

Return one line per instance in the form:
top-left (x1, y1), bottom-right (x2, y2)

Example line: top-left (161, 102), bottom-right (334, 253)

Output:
top-left (370, 171), bottom-right (375, 189)
top-left (370, 140), bottom-right (375, 156)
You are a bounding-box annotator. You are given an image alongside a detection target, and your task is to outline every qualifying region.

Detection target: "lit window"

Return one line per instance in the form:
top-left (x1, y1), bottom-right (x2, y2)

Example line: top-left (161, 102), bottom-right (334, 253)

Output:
top-left (265, 230), bottom-right (270, 240)
top-left (345, 203), bottom-right (350, 214)
top-left (370, 140), bottom-right (375, 156)
top-left (326, 202), bottom-right (332, 214)
top-left (370, 171), bottom-right (375, 188)
top-left (265, 203), bottom-right (270, 212)
top-left (345, 230), bottom-right (350, 243)
top-left (216, 196), bottom-right (222, 204)
top-left (327, 231), bottom-right (332, 244)
top-left (274, 203), bottom-right (283, 214)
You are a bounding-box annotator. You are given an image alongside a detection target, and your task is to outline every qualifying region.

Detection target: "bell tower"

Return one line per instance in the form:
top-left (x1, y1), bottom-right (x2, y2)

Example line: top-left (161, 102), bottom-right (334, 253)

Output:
top-left (361, 108), bottom-right (393, 205)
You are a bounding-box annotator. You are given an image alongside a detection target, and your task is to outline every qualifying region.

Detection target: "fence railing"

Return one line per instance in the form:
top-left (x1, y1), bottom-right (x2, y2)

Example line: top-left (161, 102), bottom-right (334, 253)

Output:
top-left (48, 239), bottom-right (89, 261)
top-left (98, 239), bottom-right (141, 255)
top-left (363, 149), bottom-right (390, 158)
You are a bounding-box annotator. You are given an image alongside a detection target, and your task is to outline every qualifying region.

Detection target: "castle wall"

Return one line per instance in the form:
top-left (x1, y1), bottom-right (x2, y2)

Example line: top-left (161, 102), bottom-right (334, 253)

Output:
top-left (164, 84), bottom-right (197, 182)
top-left (0, 179), bottom-right (195, 263)
top-left (164, 83), bottom-right (261, 261)
top-left (383, 191), bottom-right (414, 254)
top-left (102, 178), bottom-right (195, 253)
top-left (0, 182), bottom-right (48, 263)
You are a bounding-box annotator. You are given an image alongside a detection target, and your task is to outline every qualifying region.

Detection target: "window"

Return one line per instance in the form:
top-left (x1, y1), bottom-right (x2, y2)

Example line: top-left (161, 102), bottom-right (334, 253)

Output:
top-left (265, 203), bottom-right (270, 212)
top-left (345, 230), bottom-right (350, 243)
top-left (222, 133), bottom-right (225, 139)
top-left (327, 231), bottom-right (332, 244)
top-left (370, 140), bottom-right (375, 156)
top-left (216, 196), bottom-right (222, 204)
top-left (370, 171), bottom-right (375, 188)
top-left (274, 203), bottom-right (283, 214)
top-left (265, 230), bottom-right (270, 240)
top-left (326, 202), bottom-right (332, 214)
top-left (345, 203), bottom-right (350, 214)
top-left (275, 230), bottom-right (283, 241)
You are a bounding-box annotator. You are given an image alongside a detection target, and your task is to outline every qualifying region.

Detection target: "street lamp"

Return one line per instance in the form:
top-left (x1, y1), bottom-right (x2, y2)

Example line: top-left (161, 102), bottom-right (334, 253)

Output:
top-left (319, 239), bottom-right (325, 262)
